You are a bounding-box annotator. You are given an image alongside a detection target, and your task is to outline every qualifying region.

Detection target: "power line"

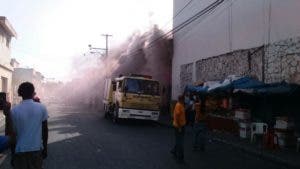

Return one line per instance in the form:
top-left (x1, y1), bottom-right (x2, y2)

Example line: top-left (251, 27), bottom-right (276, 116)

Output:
top-left (161, 0), bottom-right (195, 30)
top-left (175, 0), bottom-right (239, 44)
top-left (124, 0), bottom-right (225, 58)
top-left (102, 34), bottom-right (112, 57)
top-left (107, 0), bottom-right (241, 81)
top-left (174, 0), bottom-right (194, 19)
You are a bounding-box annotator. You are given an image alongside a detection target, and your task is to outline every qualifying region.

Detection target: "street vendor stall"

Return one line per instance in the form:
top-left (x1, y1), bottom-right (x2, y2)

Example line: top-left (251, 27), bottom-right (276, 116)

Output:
top-left (184, 76), bottom-right (300, 148)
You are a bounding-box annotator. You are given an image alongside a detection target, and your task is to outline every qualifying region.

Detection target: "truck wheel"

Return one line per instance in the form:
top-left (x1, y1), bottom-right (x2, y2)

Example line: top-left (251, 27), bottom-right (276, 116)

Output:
top-left (113, 105), bottom-right (119, 123)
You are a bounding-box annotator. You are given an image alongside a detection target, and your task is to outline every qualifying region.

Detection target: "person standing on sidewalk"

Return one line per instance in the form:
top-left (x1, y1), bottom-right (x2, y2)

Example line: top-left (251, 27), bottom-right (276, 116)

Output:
top-left (193, 96), bottom-right (207, 151)
top-left (171, 95), bottom-right (186, 163)
top-left (11, 82), bottom-right (49, 169)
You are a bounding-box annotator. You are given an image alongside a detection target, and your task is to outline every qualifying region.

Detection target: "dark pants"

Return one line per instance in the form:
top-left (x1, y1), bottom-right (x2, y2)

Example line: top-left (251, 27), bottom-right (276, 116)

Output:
top-left (194, 122), bottom-right (207, 150)
top-left (186, 110), bottom-right (195, 126)
top-left (14, 151), bottom-right (43, 169)
top-left (0, 136), bottom-right (9, 153)
top-left (171, 127), bottom-right (185, 160)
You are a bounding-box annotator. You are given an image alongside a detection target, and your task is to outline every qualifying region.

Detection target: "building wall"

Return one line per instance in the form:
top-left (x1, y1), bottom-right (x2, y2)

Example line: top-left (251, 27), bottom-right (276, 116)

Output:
top-left (0, 24), bottom-right (13, 123)
top-left (265, 37), bottom-right (300, 84)
top-left (0, 25), bottom-right (12, 67)
top-left (195, 47), bottom-right (263, 82)
top-left (0, 25), bottom-right (13, 102)
top-left (12, 68), bottom-right (44, 105)
top-left (0, 67), bottom-right (12, 99)
top-left (172, 0), bottom-right (300, 99)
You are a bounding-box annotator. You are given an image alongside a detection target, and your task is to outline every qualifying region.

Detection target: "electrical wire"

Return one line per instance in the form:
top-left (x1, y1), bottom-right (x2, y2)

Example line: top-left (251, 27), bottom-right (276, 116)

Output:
top-left (125, 0), bottom-right (225, 58)
top-left (161, 0), bottom-right (195, 29)
top-left (175, 0), bottom-right (239, 44)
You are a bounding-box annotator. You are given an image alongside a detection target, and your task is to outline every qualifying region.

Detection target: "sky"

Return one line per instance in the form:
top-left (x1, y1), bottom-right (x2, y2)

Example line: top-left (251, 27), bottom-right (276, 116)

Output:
top-left (0, 0), bottom-right (173, 80)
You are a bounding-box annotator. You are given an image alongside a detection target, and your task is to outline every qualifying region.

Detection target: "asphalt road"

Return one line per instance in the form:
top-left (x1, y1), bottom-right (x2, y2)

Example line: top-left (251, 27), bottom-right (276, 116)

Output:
top-left (0, 104), bottom-right (287, 169)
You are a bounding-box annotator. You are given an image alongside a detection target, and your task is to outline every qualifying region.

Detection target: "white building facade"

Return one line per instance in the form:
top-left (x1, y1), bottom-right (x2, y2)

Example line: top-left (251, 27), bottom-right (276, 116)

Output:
top-left (172, 0), bottom-right (300, 99)
top-left (0, 16), bottom-right (17, 102)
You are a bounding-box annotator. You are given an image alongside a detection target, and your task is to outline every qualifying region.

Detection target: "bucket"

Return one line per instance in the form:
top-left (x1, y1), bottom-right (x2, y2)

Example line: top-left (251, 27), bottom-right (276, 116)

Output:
top-left (239, 122), bottom-right (250, 139)
top-left (275, 132), bottom-right (286, 148)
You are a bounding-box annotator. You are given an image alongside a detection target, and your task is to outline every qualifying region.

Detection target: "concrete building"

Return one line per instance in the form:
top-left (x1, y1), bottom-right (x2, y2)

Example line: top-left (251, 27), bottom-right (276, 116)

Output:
top-left (10, 58), bottom-right (20, 68)
top-left (172, 0), bottom-right (300, 99)
top-left (0, 16), bottom-right (16, 125)
top-left (0, 16), bottom-right (17, 101)
top-left (12, 68), bottom-right (44, 104)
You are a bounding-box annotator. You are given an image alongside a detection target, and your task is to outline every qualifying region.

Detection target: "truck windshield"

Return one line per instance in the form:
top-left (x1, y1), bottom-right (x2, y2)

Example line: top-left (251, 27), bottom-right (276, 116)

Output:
top-left (125, 78), bottom-right (159, 95)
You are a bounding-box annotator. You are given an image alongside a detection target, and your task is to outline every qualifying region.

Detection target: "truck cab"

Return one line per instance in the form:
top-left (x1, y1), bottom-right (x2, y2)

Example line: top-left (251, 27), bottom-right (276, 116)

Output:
top-left (103, 74), bottom-right (160, 122)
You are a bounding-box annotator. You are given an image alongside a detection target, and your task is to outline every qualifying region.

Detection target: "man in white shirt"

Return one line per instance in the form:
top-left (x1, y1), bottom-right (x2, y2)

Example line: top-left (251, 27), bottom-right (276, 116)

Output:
top-left (11, 82), bottom-right (48, 169)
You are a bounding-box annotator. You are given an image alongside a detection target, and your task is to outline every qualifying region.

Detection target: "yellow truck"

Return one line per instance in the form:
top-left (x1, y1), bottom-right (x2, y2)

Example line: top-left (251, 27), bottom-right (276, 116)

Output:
top-left (103, 74), bottom-right (161, 122)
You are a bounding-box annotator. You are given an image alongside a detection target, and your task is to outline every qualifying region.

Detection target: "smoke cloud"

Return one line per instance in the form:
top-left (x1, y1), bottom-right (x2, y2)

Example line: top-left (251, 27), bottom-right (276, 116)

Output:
top-left (48, 25), bottom-right (172, 110)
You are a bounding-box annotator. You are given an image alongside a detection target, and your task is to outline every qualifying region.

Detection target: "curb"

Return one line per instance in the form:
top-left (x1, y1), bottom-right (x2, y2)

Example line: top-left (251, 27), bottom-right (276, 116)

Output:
top-left (212, 137), bottom-right (300, 169)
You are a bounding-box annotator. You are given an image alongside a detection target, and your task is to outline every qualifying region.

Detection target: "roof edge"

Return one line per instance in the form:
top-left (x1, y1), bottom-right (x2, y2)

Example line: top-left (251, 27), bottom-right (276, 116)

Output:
top-left (0, 16), bottom-right (17, 38)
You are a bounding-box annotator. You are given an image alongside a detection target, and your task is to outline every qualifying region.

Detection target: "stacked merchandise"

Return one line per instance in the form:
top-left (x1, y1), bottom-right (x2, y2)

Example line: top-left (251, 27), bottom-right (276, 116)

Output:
top-left (274, 117), bottom-right (295, 148)
top-left (235, 109), bottom-right (251, 139)
top-left (205, 96), bottom-right (220, 115)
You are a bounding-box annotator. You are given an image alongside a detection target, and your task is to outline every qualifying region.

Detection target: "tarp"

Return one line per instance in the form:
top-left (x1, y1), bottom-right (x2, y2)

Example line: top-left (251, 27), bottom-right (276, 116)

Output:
top-left (232, 77), bottom-right (265, 89)
top-left (209, 76), bottom-right (265, 93)
top-left (255, 82), bottom-right (300, 95)
top-left (185, 85), bottom-right (208, 94)
top-left (185, 76), bottom-right (300, 95)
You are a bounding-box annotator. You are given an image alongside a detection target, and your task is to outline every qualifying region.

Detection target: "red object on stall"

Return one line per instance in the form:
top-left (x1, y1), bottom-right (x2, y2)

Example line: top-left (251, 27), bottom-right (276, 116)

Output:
top-left (222, 98), bottom-right (229, 109)
top-left (263, 129), bottom-right (279, 150)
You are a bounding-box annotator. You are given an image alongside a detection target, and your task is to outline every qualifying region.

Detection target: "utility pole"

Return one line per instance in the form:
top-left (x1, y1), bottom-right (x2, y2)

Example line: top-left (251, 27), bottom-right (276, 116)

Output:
top-left (102, 34), bottom-right (112, 57)
top-left (88, 34), bottom-right (112, 57)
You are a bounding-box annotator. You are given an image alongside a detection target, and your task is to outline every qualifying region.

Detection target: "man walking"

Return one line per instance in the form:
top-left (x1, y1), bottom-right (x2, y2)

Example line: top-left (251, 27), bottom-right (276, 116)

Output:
top-left (171, 95), bottom-right (186, 163)
top-left (11, 82), bottom-right (48, 169)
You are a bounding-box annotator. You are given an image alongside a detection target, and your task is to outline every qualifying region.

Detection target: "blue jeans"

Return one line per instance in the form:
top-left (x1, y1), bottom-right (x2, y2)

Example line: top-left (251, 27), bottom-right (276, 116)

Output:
top-left (194, 122), bottom-right (207, 149)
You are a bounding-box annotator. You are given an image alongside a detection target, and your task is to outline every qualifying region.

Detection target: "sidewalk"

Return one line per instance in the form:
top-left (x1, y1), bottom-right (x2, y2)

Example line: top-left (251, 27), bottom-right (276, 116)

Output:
top-left (158, 114), bottom-right (300, 169)
top-left (211, 130), bottom-right (300, 169)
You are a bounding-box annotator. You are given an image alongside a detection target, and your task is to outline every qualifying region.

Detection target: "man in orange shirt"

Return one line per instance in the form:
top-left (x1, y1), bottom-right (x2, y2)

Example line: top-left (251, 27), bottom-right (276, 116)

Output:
top-left (170, 95), bottom-right (186, 163)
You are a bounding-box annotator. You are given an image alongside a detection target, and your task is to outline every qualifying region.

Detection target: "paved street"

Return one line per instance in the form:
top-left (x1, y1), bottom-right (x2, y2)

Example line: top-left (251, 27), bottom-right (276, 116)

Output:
top-left (1, 104), bottom-right (287, 169)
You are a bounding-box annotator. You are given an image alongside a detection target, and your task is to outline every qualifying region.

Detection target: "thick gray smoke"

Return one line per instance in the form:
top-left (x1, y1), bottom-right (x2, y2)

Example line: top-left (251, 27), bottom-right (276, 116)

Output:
top-left (54, 25), bottom-right (172, 110)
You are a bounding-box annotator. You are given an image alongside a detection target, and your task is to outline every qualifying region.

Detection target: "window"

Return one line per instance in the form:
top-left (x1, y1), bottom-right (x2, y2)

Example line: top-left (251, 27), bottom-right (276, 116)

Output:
top-left (1, 77), bottom-right (8, 92)
top-left (124, 78), bottom-right (159, 95)
top-left (6, 36), bottom-right (11, 48)
top-left (117, 80), bottom-right (123, 91)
